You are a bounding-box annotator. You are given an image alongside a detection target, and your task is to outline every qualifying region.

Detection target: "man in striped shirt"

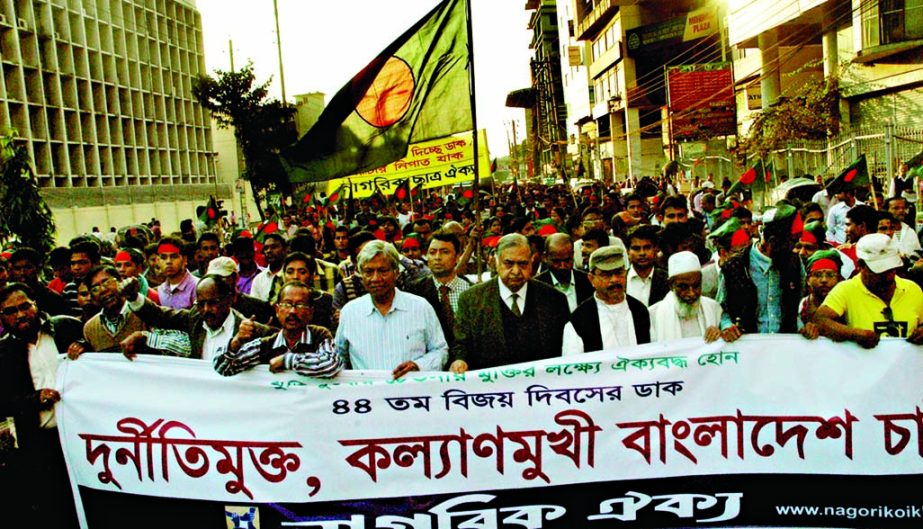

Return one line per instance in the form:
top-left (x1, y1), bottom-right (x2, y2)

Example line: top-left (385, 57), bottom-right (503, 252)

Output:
top-left (213, 280), bottom-right (342, 378)
top-left (335, 241), bottom-right (447, 379)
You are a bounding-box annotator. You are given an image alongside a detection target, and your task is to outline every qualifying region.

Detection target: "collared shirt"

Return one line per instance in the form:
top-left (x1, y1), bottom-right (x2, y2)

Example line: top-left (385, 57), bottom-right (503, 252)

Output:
top-left (547, 271), bottom-right (578, 312)
top-left (433, 275), bottom-right (471, 314)
top-left (250, 267), bottom-right (282, 302)
top-left (157, 270), bottom-right (198, 310)
top-left (236, 266), bottom-right (264, 296)
top-left (561, 295), bottom-right (637, 355)
top-left (896, 223), bottom-right (922, 258)
top-left (28, 332), bottom-right (59, 428)
top-left (335, 288), bottom-right (447, 371)
top-left (498, 280), bottom-right (528, 313)
top-left (202, 311), bottom-right (237, 362)
top-left (719, 244), bottom-right (783, 333)
top-left (627, 266), bottom-right (653, 307)
top-left (214, 327), bottom-right (342, 378)
top-left (100, 302), bottom-right (131, 335)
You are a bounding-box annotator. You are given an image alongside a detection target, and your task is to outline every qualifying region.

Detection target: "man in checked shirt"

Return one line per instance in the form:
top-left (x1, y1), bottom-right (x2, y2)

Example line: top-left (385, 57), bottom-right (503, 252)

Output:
top-left (213, 280), bottom-right (342, 378)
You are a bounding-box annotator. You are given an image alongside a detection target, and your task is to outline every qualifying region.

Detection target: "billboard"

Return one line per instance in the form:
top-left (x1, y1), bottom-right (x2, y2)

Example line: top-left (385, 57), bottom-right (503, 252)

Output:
top-left (666, 62), bottom-right (737, 141)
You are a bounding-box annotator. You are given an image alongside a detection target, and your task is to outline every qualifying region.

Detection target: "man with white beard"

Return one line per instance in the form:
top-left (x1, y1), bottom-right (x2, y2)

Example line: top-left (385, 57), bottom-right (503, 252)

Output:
top-left (648, 251), bottom-right (739, 343)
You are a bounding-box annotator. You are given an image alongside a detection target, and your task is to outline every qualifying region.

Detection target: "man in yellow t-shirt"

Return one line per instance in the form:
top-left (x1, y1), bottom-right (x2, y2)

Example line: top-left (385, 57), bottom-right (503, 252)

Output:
top-left (816, 233), bottom-right (923, 348)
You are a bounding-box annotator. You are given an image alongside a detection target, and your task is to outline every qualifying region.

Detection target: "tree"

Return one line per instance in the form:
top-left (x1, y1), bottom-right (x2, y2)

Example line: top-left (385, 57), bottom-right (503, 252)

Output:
top-left (192, 62), bottom-right (297, 219)
top-left (0, 135), bottom-right (56, 254)
top-left (738, 73), bottom-right (841, 162)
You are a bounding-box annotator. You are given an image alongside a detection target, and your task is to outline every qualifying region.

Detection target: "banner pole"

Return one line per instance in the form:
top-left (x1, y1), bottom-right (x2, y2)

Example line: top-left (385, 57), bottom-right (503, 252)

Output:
top-left (465, 0), bottom-right (482, 282)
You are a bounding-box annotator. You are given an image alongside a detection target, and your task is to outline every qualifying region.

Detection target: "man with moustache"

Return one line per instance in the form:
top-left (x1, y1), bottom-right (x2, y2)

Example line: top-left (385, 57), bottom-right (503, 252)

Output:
top-left (814, 233), bottom-right (923, 347)
top-left (119, 274), bottom-right (273, 360)
top-left (797, 250), bottom-right (843, 339)
top-left (76, 265), bottom-right (190, 356)
top-left (648, 252), bottom-right (734, 343)
top-left (213, 280), bottom-right (342, 378)
top-left (449, 233), bottom-right (569, 371)
top-left (562, 245), bottom-right (651, 354)
top-left (0, 283), bottom-right (83, 527)
top-left (535, 233), bottom-right (593, 312)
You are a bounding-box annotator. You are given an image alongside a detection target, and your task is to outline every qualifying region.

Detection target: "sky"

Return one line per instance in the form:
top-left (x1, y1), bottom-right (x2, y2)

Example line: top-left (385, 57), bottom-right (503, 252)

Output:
top-left (195, 0), bottom-right (534, 158)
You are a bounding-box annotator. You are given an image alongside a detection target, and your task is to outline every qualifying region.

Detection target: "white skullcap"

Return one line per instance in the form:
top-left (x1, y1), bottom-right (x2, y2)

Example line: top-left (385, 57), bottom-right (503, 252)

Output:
top-left (668, 251), bottom-right (701, 278)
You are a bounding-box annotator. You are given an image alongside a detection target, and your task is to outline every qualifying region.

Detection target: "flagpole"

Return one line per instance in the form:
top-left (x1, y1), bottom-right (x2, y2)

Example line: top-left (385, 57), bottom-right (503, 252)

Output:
top-left (465, 0), bottom-right (482, 282)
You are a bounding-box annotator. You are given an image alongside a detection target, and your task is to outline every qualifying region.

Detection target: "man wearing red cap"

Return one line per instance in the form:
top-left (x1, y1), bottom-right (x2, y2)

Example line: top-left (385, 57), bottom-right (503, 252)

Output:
top-left (113, 248), bottom-right (160, 304)
top-left (814, 233), bottom-right (923, 348)
top-left (797, 250), bottom-right (843, 340)
top-left (155, 236), bottom-right (198, 310)
top-left (716, 203), bottom-right (804, 335)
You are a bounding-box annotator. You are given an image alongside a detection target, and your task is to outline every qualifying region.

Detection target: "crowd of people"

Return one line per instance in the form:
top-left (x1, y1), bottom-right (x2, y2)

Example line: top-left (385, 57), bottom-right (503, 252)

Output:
top-left (2, 170), bottom-right (923, 526)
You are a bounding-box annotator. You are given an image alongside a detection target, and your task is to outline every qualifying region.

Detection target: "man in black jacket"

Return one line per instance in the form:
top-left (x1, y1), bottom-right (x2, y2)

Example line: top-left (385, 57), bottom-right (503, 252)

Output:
top-left (449, 234), bottom-right (569, 372)
top-left (0, 283), bottom-right (83, 528)
top-left (562, 245), bottom-right (651, 354)
top-left (535, 233), bottom-right (594, 312)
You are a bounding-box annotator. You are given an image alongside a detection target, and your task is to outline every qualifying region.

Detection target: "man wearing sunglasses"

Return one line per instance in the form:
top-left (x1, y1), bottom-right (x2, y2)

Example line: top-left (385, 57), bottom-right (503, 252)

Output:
top-left (213, 280), bottom-right (342, 378)
top-left (0, 283), bottom-right (83, 527)
top-left (815, 233), bottom-right (923, 348)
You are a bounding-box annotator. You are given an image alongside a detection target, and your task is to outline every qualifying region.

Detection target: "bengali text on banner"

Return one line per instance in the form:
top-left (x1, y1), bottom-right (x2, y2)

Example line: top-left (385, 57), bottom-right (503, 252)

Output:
top-left (324, 130), bottom-right (490, 199)
top-left (56, 335), bottom-right (923, 529)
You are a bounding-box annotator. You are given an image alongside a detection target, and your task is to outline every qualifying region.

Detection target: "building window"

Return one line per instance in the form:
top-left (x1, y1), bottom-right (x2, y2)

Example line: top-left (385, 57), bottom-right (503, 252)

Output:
top-left (863, 0), bottom-right (923, 47)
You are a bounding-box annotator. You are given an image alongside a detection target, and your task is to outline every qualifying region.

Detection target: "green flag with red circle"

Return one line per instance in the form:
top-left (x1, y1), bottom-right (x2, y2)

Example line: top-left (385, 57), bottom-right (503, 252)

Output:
top-left (280, 0), bottom-right (472, 184)
top-left (825, 154), bottom-right (869, 195)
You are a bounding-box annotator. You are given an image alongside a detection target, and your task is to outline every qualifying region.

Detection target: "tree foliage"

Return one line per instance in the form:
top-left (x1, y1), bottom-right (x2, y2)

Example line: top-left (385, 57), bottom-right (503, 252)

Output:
top-left (192, 62), bottom-right (297, 218)
top-left (738, 76), bottom-right (841, 161)
top-left (0, 135), bottom-right (56, 254)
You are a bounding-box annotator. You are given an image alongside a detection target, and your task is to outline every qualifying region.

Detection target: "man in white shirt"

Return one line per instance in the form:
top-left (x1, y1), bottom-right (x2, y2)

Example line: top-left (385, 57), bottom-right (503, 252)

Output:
top-left (826, 187), bottom-right (861, 244)
top-left (535, 233), bottom-right (593, 312)
top-left (625, 224), bottom-right (669, 307)
top-left (250, 232), bottom-right (288, 302)
top-left (649, 251), bottom-right (734, 343)
top-left (562, 245), bottom-right (651, 354)
top-left (886, 196), bottom-right (922, 258)
top-left (335, 241), bottom-right (447, 379)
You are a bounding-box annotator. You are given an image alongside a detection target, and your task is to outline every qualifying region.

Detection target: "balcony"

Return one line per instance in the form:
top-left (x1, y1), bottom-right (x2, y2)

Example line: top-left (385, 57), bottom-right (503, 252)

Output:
top-left (575, 0), bottom-right (618, 41)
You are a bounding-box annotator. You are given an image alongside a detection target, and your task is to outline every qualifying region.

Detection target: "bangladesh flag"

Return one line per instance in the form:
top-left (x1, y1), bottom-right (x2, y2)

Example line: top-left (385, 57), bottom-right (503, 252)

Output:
top-left (280, 0), bottom-right (472, 184)
top-left (902, 150), bottom-right (923, 180)
top-left (727, 160), bottom-right (772, 196)
top-left (326, 183), bottom-right (349, 205)
top-left (253, 215), bottom-right (280, 244)
top-left (393, 178), bottom-right (421, 202)
top-left (455, 187), bottom-right (475, 206)
top-left (826, 154), bottom-right (869, 195)
top-left (196, 196), bottom-right (220, 228)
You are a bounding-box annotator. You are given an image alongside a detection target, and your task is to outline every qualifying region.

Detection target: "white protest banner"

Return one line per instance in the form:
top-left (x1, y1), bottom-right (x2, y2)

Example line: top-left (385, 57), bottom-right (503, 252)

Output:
top-left (56, 336), bottom-right (923, 528)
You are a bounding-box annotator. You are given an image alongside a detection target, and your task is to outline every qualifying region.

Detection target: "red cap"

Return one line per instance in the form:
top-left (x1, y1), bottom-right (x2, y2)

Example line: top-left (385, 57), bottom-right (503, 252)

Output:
top-left (810, 258), bottom-right (838, 273)
top-left (401, 238), bottom-right (420, 249)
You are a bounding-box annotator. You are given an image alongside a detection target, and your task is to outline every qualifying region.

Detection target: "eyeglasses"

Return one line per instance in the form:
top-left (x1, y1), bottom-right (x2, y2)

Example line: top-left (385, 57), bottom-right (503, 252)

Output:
top-left (810, 271), bottom-right (839, 280)
top-left (1, 301), bottom-right (33, 316)
top-left (89, 277), bottom-right (118, 295)
top-left (276, 302), bottom-right (311, 311)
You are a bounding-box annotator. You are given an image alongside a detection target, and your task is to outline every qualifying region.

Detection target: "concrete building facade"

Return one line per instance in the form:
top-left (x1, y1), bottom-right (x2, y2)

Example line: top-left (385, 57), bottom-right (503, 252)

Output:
top-left (0, 0), bottom-right (222, 242)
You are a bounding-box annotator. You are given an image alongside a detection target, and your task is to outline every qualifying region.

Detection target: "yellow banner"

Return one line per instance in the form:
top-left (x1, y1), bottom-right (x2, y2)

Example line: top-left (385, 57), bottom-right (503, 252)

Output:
top-left (683, 6), bottom-right (717, 42)
top-left (325, 130), bottom-right (490, 198)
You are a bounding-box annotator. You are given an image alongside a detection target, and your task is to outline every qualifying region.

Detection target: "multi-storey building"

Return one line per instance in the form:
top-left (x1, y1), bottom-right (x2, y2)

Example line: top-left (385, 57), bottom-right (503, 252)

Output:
top-left (569, 0), bottom-right (727, 182)
top-left (731, 0), bottom-right (923, 130)
top-left (0, 0), bottom-right (219, 241)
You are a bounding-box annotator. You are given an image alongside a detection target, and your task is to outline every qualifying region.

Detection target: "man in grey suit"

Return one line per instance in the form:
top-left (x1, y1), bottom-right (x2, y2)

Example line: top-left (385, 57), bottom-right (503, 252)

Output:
top-left (449, 234), bottom-right (570, 373)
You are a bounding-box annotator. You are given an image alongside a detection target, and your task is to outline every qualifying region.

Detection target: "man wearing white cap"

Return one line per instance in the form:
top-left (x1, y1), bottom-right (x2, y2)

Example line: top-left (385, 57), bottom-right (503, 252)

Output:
top-left (648, 251), bottom-right (733, 343)
top-left (815, 233), bottom-right (923, 348)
